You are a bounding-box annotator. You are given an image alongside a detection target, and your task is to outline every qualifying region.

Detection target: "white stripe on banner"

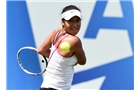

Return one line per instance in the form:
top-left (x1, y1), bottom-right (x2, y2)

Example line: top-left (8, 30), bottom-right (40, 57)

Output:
top-left (103, 0), bottom-right (123, 17)
top-left (0, 0), bottom-right (6, 90)
top-left (71, 76), bottom-right (106, 90)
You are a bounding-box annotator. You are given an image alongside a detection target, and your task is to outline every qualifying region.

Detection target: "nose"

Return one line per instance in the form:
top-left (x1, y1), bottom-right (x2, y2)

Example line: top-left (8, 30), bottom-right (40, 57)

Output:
top-left (72, 22), bottom-right (78, 27)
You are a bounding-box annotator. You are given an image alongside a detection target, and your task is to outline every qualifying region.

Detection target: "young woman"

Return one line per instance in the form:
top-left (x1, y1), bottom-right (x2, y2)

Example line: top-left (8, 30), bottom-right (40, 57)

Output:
top-left (38, 5), bottom-right (86, 90)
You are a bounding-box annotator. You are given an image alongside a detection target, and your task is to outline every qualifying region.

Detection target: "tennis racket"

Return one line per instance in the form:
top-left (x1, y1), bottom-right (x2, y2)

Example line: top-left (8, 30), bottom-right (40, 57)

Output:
top-left (17, 46), bottom-right (48, 76)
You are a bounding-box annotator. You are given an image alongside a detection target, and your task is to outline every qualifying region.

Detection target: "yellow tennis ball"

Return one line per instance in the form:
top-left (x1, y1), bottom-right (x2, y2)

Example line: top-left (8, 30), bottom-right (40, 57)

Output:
top-left (60, 41), bottom-right (70, 51)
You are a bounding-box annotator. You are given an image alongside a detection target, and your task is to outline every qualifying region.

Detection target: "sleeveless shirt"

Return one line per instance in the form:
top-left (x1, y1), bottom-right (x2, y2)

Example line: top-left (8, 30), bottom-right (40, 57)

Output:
top-left (41, 32), bottom-right (78, 90)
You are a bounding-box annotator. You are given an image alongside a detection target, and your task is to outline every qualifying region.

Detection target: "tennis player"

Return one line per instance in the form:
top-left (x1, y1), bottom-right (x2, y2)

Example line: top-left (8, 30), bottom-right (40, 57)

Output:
top-left (38, 5), bottom-right (86, 90)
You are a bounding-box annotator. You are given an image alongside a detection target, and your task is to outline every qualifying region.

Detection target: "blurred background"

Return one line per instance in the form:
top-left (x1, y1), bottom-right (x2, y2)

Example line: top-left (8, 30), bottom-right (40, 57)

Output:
top-left (6, 0), bottom-right (134, 90)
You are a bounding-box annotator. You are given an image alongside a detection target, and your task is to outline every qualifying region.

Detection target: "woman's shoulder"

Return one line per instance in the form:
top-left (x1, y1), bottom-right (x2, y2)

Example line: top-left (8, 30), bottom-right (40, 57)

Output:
top-left (68, 35), bottom-right (80, 41)
top-left (51, 27), bottom-right (62, 37)
top-left (66, 35), bottom-right (81, 45)
top-left (53, 27), bottom-right (62, 32)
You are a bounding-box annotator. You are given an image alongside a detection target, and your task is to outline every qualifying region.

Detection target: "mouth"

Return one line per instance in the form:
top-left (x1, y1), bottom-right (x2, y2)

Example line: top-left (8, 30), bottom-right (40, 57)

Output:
top-left (70, 28), bottom-right (79, 31)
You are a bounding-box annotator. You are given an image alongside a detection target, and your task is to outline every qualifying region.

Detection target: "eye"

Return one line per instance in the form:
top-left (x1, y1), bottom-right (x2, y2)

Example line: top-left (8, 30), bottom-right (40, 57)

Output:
top-left (68, 19), bottom-right (72, 22)
top-left (76, 19), bottom-right (81, 22)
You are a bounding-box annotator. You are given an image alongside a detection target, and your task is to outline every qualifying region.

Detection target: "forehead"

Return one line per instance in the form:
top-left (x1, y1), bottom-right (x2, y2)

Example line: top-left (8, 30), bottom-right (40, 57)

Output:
top-left (69, 16), bottom-right (81, 20)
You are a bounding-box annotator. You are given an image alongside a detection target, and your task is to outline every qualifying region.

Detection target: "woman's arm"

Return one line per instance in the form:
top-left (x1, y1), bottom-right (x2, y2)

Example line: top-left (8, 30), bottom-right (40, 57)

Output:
top-left (38, 27), bottom-right (62, 58)
top-left (72, 36), bottom-right (86, 65)
top-left (37, 32), bottom-right (53, 58)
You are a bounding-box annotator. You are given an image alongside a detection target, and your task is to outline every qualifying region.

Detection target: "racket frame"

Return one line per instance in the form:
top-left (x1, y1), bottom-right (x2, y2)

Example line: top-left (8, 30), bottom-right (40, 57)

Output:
top-left (17, 46), bottom-right (47, 76)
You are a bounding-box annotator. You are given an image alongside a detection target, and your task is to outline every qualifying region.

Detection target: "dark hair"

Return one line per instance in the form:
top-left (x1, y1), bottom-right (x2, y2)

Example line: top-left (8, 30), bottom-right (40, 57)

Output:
top-left (61, 5), bottom-right (81, 14)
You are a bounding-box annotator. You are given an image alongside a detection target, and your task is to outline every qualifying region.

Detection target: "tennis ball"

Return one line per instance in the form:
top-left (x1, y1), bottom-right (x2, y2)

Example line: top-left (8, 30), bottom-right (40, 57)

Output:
top-left (60, 41), bottom-right (70, 51)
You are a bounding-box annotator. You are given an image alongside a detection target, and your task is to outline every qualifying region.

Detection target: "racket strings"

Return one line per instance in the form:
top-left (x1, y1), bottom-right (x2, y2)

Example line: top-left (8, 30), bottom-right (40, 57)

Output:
top-left (19, 49), bottom-right (43, 74)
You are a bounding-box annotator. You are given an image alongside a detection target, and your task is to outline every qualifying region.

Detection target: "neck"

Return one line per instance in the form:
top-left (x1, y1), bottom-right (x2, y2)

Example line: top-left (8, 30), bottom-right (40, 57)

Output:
top-left (61, 27), bottom-right (67, 33)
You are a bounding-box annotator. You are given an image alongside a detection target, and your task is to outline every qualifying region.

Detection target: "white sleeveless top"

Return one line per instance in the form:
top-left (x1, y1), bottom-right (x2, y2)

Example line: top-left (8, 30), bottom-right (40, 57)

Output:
top-left (41, 36), bottom-right (78, 90)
